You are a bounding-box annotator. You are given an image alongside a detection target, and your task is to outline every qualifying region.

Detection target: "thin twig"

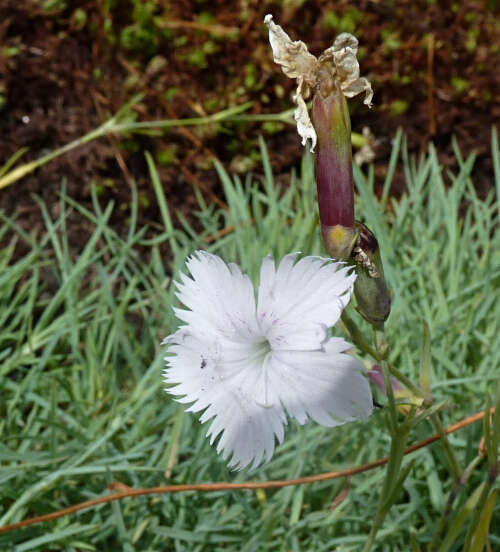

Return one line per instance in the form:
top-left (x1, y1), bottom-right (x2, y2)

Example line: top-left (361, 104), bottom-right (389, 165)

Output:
top-left (427, 33), bottom-right (436, 136)
top-left (0, 408), bottom-right (494, 535)
top-left (204, 224), bottom-right (237, 243)
top-left (92, 91), bottom-right (135, 192)
top-left (158, 19), bottom-right (239, 36)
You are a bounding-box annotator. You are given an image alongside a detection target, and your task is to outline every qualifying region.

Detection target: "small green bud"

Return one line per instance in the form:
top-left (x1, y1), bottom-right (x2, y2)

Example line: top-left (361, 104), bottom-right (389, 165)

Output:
top-left (352, 222), bottom-right (391, 326)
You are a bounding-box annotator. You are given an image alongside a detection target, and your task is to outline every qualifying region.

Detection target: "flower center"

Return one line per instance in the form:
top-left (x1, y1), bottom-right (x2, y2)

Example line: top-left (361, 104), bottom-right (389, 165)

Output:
top-left (252, 337), bottom-right (272, 363)
top-left (251, 337), bottom-right (274, 408)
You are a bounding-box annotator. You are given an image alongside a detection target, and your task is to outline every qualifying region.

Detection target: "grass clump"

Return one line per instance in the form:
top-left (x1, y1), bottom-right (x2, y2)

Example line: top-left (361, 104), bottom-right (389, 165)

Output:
top-left (0, 133), bottom-right (499, 550)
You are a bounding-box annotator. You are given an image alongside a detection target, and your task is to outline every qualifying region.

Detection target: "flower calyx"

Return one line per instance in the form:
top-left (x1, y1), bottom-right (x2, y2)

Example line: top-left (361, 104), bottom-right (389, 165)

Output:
top-left (351, 222), bottom-right (391, 326)
top-left (368, 365), bottom-right (423, 416)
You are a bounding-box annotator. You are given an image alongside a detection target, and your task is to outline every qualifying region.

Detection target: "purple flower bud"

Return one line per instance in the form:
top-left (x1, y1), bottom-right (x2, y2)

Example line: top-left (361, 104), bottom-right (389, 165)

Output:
top-left (312, 84), bottom-right (357, 259)
top-left (367, 365), bottom-right (403, 395)
top-left (368, 365), bottom-right (422, 415)
top-left (312, 85), bottom-right (354, 229)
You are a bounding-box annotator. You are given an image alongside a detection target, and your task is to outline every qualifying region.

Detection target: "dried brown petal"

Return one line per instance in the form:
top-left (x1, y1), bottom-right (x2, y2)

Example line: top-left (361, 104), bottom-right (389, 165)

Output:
top-left (333, 33), bottom-right (359, 56)
top-left (265, 14), bottom-right (373, 149)
top-left (343, 78), bottom-right (373, 106)
top-left (294, 88), bottom-right (317, 151)
top-left (322, 33), bottom-right (372, 107)
top-left (354, 127), bottom-right (376, 166)
top-left (264, 14), bottom-right (318, 88)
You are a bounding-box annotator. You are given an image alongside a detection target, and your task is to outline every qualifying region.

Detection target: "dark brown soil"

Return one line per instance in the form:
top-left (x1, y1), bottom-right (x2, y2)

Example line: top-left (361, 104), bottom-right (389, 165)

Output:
top-left (1, 0), bottom-right (499, 254)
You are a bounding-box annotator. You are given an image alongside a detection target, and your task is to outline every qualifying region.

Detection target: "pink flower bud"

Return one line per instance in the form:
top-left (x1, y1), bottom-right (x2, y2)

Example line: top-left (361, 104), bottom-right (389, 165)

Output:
top-left (368, 365), bottom-right (422, 416)
top-left (312, 85), bottom-right (357, 258)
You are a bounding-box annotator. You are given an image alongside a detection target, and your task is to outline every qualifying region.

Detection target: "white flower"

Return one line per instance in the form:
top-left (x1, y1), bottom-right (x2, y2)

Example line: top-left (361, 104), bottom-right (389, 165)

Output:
top-left (163, 251), bottom-right (373, 470)
top-left (264, 14), bottom-right (373, 152)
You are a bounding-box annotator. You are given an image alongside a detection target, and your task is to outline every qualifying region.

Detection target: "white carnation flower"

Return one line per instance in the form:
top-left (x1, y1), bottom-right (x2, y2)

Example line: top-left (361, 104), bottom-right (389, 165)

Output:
top-left (163, 251), bottom-right (373, 470)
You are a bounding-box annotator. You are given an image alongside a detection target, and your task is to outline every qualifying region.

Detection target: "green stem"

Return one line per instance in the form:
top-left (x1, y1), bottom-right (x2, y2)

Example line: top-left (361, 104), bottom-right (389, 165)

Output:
top-left (0, 123), bottom-right (110, 190)
top-left (111, 101), bottom-right (254, 131)
top-left (340, 310), bottom-right (382, 361)
top-left (341, 312), bottom-right (427, 401)
top-left (430, 413), bottom-right (463, 482)
top-left (429, 455), bottom-right (483, 551)
top-left (362, 330), bottom-right (407, 551)
top-left (381, 360), bottom-right (398, 435)
top-left (387, 363), bottom-right (425, 399)
top-left (363, 421), bottom-right (409, 551)
top-left (0, 97), bottom-right (367, 191)
top-left (461, 473), bottom-right (497, 551)
top-left (0, 100), bottom-right (251, 190)
top-left (462, 393), bottom-right (500, 551)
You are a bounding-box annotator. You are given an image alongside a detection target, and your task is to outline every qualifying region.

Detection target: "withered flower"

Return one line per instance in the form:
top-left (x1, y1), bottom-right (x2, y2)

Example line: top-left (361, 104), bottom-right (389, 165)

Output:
top-left (264, 14), bottom-right (372, 153)
top-left (265, 15), bottom-right (390, 326)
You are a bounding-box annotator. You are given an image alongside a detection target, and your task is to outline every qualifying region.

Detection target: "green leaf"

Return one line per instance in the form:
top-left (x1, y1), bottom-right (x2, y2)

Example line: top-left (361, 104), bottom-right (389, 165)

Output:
top-left (419, 321), bottom-right (432, 394)
top-left (437, 482), bottom-right (486, 552)
top-left (468, 489), bottom-right (499, 552)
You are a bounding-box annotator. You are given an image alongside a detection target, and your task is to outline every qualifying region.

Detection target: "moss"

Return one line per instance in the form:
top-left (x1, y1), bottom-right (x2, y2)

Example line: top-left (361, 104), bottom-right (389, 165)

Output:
top-left (71, 8), bottom-right (88, 30)
top-left (198, 11), bottom-right (215, 25)
top-left (138, 191), bottom-right (151, 208)
top-left (204, 98), bottom-right (221, 112)
top-left (187, 50), bottom-right (208, 69)
top-left (465, 28), bottom-right (479, 53)
top-left (156, 145), bottom-right (178, 166)
top-left (244, 63), bottom-right (262, 91)
top-left (120, 25), bottom-right (158, 57)
top-left (42, 0), bottom-right (67, 10)
top-left (174, 35), bottom-right (188, 47)
top-left (323, 8), bottom-right (363, 34)
top-left (203, 40), bottom-right (220, 55)
top-left (390, 99), bottom-right (410, 116)
top-left (464, 12), bottom-right (478, 24)
top-left (381, 29), bottom-right (402, 56)
top-left (3, 47), bottom-right (21, 57)
top-left (451, 77), bottom-right (469, 95)
top-left (262, 121), bottom-right (285, 134)
top-left (115, 0), bottom-right (169, 58)
top-left (164, 88), bottom-right (179, 102)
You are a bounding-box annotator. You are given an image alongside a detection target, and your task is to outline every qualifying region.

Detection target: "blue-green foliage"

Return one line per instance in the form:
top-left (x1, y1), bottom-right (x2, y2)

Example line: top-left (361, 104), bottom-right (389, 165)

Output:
top-left (0, 132), bottom-right (499, 550)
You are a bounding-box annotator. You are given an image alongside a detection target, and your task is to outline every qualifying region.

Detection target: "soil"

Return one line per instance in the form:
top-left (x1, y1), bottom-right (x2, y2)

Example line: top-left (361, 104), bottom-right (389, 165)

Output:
top-left (0, 0), bottom-right (499, 256)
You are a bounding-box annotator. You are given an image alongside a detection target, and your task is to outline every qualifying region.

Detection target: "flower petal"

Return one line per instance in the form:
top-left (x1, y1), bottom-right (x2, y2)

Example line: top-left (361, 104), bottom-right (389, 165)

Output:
top-left (264, 14), bottom-right (318, 87)
top-left (265, 15), bottom-right (373, 154)
top-left (164, 331), bottom-right (287, 471)
top-left (268, 337), bottom-right (373, 425)
top-left (173, 251), bottom-right (260, 342)
top-left (342, 77), bottom-right (373, 107)
top-left (163, 251), bottom-right (371, 471)
top-left (325, 33), bottom-right (373, 107)
top-left (257, 254), bottom-right (356, 350)
top-left (294, 88), bottom-right (317, 152)
top-left (264, 14), bottom-right (319, 151)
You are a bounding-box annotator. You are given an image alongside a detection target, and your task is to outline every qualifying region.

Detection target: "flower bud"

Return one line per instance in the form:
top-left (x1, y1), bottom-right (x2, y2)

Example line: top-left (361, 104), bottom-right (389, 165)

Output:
top-left (352, 222), bottom-right (391, 326)
top-left (264, 16), bottom-right (390, 320)
top-left (368, 365), bottom-right (422, 416)
top-left (312, 84), bottom-right (358, 259)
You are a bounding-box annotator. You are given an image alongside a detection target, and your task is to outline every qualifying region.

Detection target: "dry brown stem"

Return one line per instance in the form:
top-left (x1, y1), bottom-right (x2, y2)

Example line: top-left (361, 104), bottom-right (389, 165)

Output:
top-left (0, 407), bottom-right (494, 535)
